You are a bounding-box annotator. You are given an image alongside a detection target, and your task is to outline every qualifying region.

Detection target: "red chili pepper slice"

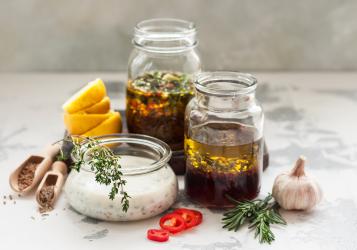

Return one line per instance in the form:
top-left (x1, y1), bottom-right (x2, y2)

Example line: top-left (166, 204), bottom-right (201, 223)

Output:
top-left (174, 208), bottom-right (203, 226)
top-left (159, 213), bottom-right (186, 234)
top-left (173, 208), bottom-right (198, 228)
top-left (147, 229), bottom-right (169, 242)
top-left (190, 209), bottom-right (203, 226)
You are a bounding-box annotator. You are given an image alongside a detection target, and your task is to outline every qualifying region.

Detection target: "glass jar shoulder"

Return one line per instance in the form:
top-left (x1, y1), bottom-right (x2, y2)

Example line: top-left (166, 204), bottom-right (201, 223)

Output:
top-left (185, 98), bottom-right (264, 137)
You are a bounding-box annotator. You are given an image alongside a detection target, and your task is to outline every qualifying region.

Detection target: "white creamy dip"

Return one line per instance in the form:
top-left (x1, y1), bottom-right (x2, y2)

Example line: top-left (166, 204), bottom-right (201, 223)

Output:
top-left (64, 155), bottom-right (178, 221)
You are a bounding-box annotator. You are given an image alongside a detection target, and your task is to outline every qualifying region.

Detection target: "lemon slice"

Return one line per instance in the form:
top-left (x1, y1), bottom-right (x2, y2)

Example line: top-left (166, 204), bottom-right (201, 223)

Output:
top-left (64, 112), bottom-right (112, 135)
top-left (79, 96), bottom-right (111, 114)
top-left (82, 112), bottom-right (122, 137)
top-left (62, 79), bottom-right (107, 114)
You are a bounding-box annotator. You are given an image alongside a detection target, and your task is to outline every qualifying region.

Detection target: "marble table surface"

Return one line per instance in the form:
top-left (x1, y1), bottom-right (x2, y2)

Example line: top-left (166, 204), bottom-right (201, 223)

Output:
top-left (1, 73), bottom-right (357, 250)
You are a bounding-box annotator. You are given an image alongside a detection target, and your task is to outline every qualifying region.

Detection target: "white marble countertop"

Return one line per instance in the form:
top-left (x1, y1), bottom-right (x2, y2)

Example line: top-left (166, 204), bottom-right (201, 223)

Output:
top-left (1, 73), bottom-right (357, 250)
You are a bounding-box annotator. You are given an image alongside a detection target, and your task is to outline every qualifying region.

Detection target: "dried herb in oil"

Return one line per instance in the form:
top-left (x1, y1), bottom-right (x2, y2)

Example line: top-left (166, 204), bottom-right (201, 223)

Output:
top-left (126, 71), bottom-right (194, 150)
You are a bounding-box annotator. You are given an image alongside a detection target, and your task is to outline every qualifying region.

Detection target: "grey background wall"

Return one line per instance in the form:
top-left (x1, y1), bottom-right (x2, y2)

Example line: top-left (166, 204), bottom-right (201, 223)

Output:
top-left (1, 0), bottom-right (357, 72)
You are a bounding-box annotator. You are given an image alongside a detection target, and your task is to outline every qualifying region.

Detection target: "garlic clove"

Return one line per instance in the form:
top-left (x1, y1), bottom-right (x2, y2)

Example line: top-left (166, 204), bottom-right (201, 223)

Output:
top-left (272, 156), bottom-right (322, 211)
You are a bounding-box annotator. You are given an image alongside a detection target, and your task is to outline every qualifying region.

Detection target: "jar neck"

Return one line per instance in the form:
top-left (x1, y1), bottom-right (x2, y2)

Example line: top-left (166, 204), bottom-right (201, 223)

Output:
top-left (74, 134), bottom-right (172, 176)
top-left (133, 18), bottom-right (197, 53)
top-left (196, 91), bottom-right (256, 111)
top-left (194, 72), bottom-right (258, 111)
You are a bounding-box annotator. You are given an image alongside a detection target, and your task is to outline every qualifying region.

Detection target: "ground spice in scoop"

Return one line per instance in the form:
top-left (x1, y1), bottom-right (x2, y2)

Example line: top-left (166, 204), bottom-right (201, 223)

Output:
top-left (38, 185), bottom-right (55, 213)
top-left (18, 163), bottom-right (38, 190)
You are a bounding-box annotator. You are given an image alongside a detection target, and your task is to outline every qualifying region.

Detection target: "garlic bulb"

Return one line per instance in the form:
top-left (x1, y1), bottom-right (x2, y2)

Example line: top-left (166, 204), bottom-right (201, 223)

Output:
top-left (272, 156), bottom-right (322, 210)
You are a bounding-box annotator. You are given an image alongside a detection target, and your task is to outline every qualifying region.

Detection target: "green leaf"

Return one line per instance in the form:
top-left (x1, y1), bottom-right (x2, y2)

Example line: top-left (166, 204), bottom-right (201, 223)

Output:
top-left (222, 194), bottom-right (286, 244)
top-left (55, 136), bottom-right (130, 213)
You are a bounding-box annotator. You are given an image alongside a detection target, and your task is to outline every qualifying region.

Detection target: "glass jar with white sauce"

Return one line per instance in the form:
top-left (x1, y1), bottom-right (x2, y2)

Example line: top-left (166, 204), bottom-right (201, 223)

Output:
top-left (64, 134), bottom-right (177, 221)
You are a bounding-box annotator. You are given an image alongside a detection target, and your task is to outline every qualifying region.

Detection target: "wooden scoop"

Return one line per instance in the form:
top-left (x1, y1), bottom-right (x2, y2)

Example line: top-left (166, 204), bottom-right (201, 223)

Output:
top-left (9, 144), bottom-right (60, 194)
top-left (36, 161), bottom-right (67, 210)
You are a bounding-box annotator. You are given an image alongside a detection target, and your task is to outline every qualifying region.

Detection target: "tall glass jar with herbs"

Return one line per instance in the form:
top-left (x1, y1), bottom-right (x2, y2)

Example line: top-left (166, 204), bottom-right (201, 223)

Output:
top-left (127, 18), bottom-right (201, 174)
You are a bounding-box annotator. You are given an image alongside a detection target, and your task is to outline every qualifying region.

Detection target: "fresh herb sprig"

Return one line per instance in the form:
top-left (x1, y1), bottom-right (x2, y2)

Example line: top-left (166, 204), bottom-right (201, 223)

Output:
top-left (57, 136), bottom-right (130, 212)
top-left (222, 194), bottom-right (286, 244)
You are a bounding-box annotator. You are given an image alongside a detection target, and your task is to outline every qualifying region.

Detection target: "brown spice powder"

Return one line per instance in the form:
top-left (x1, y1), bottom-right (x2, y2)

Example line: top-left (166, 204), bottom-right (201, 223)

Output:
top-left (38, 185), bottom-right (55, 213)
top-left (18, 163), bottom-right (38, 190)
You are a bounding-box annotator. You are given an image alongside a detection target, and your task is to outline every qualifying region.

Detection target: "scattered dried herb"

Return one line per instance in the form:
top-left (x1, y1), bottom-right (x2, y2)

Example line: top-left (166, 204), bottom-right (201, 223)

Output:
top-left (18, 162), bottom-right (37, 190)
top-left (222, 194), bottom-right (286, 244)
top-left (38, 185), bottom-right (55, 213)
top-left (2, 194), bottom-right (17, 206)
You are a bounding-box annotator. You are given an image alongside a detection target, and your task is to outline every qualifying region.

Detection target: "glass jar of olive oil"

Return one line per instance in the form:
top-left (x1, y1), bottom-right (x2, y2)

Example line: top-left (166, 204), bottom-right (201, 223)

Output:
top-left (127, 18), bottom-right (201, 174)
top-left (185, 72), bottom-right (264, 208)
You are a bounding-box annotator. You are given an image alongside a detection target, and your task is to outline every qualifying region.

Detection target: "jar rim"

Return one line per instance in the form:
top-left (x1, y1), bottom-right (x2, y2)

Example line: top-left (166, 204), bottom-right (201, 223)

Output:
top-left (194, 71), bottom-right (258, 96)
top-left (77, 133), bottom-right (172, 176)
top-left (133, 18), bottom-right (197, 53)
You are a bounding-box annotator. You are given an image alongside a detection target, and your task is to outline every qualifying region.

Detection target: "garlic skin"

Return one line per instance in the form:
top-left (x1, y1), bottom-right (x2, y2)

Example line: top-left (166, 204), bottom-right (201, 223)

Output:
top-left (272, 156), bottom-right (322, 211)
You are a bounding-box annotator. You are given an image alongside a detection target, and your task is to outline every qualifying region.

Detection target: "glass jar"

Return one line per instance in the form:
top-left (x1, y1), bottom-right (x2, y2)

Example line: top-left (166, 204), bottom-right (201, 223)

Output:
top-left (184, 72), bottom-right (264, 208)
top-left (126, 18), bottom-right (201, 174)
top-left (64, 134), bottom-right (177, 221)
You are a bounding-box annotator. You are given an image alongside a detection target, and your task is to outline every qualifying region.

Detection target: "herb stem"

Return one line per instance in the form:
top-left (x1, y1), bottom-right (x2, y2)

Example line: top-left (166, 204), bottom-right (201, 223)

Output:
top-left (222, 194), bottom-right (286, 244)
top-left (56, 136), bottom-right (130, 212)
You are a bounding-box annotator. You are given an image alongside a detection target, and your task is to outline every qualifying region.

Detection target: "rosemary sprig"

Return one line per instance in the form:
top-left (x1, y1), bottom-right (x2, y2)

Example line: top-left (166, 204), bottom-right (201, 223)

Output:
top-left (57, 136), bottom-right (130, 212)
top-left (222, 194), bottom-right (286, 244)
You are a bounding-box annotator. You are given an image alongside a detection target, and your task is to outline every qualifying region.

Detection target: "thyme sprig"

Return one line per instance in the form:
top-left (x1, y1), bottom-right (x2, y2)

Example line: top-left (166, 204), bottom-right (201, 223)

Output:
top-left (222, 194), bottom-right (286, 244)
top-left (57, 136), bottom-right (130, 212)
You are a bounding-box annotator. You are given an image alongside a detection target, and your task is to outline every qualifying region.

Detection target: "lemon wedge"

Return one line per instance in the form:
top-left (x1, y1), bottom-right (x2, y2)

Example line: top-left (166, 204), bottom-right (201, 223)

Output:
top-left (62, 78), bottom-right (107, 114)
top-left (82, 112), bottom-right (122, 137)
top-left (64, 112), bottom-right (112, 135)
top-left (78, 96), bottom-right (111, 114)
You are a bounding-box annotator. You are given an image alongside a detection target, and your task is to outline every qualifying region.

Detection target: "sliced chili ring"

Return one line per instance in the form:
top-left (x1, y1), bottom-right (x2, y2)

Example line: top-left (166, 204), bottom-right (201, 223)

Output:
top-left (159, 213), bottom-right (186, 234)
top-left (190, 209), bottom-right (203, 226)
top-left (174, 208), bottom-right (203, 226)
top-left (147, 229), bottom-right (169, 242)
top-left (173, 208), bottom-right (198, 228)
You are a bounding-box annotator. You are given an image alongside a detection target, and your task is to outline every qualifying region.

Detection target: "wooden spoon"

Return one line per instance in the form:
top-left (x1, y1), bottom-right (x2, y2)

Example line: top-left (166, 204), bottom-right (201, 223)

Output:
top-left (9, 144), bottom-right (60, 194)
top-left (36, 161), bottom-right (67, 210)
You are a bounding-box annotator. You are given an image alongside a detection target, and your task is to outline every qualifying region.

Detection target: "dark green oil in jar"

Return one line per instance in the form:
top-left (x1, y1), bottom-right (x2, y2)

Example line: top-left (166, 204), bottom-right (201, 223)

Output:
top-left (126, 71), bottom-right (194, 151)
